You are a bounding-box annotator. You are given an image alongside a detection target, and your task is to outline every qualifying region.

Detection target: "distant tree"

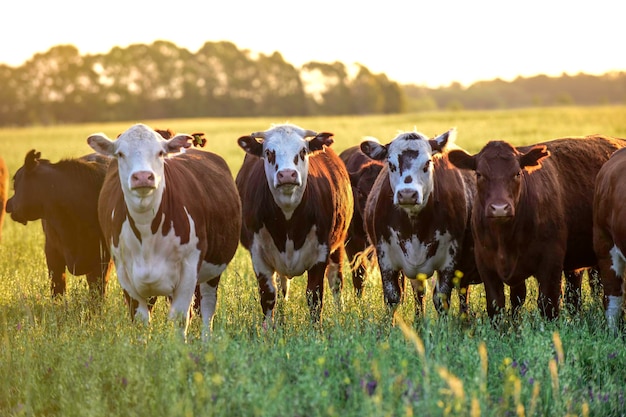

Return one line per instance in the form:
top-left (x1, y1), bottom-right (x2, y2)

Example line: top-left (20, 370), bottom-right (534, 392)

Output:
top-left (350, 64), bottom-right (384, 114)
top-left (301, 61), bottom-right (353, 115)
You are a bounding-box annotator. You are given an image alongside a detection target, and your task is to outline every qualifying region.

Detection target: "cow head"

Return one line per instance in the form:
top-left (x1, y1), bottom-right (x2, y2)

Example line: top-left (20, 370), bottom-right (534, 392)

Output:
top-left (448, 140), bottom-right (550, 220)
top-left (360, 128), bottom-right (456, 215)
top-left (349, 160), bottom-right (384, 219)
top-left (87, 124), bottom-right (193, 213)
top-left (5, 149), bottom-right (46, 225)
top-left (237, 123), bottom-right (333, 219)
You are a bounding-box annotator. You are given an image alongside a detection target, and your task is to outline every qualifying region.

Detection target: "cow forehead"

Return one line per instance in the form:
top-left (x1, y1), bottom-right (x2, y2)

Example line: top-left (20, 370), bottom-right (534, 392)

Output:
top-left (477, 143), bottom-right (520, 174)
top-left (117, 125), bottom-right (163, 152)
top-left (264, 131), bottom-right (307, 153)
top-left (387, 132), bottom-right (432, 164)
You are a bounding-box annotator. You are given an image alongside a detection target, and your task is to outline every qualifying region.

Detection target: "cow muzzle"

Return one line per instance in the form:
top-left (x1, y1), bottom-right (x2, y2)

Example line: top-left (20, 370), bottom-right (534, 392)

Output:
top-left (130, 171), bottom-right (156, 192)
top-left (5, 198), bottom-right (28, 225)
top-left (276, 169), bottom-right (300, 188)
top-left (396, 188), bottom-right (422, 206)
top-left (487, 202), bottom-right (513, 218)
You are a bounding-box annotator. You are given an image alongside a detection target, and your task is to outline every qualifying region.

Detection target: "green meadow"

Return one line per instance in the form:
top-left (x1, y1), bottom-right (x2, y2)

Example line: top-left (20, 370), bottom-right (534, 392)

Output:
top-left (1, 106), bottom-right (625, 416)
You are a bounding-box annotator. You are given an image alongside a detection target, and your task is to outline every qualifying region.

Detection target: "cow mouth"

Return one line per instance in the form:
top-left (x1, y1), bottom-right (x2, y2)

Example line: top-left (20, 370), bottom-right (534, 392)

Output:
top-left (9, 213), bottom-right (28, 225)
top-left (131, 186), bottom-right (156, 196)
top-left (276, 182), bottom-right (299, 191)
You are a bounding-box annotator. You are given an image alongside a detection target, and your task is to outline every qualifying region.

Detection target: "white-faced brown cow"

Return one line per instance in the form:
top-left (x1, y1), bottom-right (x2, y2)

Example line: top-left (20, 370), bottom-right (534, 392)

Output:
top-left (593, 146), bottom-right (626, 331)
top-left (88, 124), bottom-right (241, 339)
top-left (235, 124), bottom-right (353, 325)
top-left (449, 135), bottom-right (626, 320)
top-left (361, 128), bottom-right (481, 319)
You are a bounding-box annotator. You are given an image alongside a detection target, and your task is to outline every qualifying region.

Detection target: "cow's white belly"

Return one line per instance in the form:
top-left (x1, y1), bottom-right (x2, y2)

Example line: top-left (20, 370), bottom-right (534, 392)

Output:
top-left (112, 214), bottom-right (202, 300)
top-left (251, 225), bottom-right (328, 277)
top-left (378, 228), bottom-right (457, 278)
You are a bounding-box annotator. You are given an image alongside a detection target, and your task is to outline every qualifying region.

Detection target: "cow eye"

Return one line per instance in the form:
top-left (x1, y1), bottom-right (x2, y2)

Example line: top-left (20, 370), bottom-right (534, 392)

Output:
top-left (158, 150), bottom-right (166, 158)
top-left (389, 163), bottom-right (397, 173)
top-left (423, 160), bottom-right (431, 173)
top-left (515, 171), bottom-right (522, 179)
top-left (475, 172), bottom-right (482, 180)
top-left (116, 151), bottom-right (125, 159)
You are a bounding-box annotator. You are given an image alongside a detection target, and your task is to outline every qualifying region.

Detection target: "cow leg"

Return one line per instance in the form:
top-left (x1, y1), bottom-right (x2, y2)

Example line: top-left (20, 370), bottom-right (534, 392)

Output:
top-left (85, 258), bottom-right (113, 301)
top-left (199, 277), bottom-right (220, 340)
top-left (278, 274), bottom-right (290, 300)
top-left (409, 277), bottom-right (426, 317)
top-left (169, 278), bottom-right (197, 340)
top-left (482, 273), bottom-right (506, 320)
top-left (326, 249), bottom-right (344, 311)
top-left (306, 262), bottom-right (327, 323)
top-left (536, 269), bottom-right (562, 320)
top-left (509, 281), bottom-right (527, 316)
top-left (352, 263), bottom-right (366, 298)
top-left (433, 269), bottom-right (455, 314)
top-left (380, 267), bottom-right (404, 317)
top-left (598, 246), bottom-right (625, 332)
top-left (563, 269), bottom-right (583, 314)
top-left (256, 270), bottom-right (278, 327)
top-left (43, 241), bottom-right (67, 297)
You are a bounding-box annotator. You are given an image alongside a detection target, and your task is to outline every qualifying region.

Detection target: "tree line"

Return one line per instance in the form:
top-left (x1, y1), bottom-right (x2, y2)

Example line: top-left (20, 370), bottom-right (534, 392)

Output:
top-left (0, 40), bottom-right (624, 127)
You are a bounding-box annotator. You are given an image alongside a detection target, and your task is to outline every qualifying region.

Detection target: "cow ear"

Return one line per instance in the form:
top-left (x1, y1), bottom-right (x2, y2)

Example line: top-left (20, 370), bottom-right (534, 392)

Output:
top-left (429, 128), bottom-right (457, 154)
top-left (238, 135), bottom-right (264, 157)
top-left (24, 149), bottom-right (41, 170)
top-left (308, 132), bottom-right (334, 153)
top-left (520, 145), bottom-right (550, 173)
top-left (360, 138), bottom-right (388, 161)
top-left (164, 134), bottom-right (192, 154)
top-left (87, 134), bottom-right (116, 156)
top-left (448, 149), bottom-right (476, 171)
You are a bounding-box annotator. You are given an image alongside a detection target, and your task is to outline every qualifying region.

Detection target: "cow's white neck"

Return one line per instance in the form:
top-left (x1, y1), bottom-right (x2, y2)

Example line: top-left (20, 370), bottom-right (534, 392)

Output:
top-left (270, 184), bottom-right (305, 220)
top-left (123, 182), bottom-right (165, 225)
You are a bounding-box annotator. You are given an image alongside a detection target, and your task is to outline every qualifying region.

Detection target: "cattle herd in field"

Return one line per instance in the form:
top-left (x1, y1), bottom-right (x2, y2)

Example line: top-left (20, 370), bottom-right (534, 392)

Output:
top-left (2, 123), bottom-right (626, 339)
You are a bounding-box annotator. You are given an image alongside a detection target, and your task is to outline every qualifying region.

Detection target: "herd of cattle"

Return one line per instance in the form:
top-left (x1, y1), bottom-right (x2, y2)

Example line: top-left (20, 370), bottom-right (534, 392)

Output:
top-left (2, 123), bottom-right (626, 338)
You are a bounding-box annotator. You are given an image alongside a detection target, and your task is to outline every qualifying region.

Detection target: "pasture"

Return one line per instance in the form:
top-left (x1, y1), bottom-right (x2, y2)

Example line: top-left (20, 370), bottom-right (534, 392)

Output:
top-left (1, 106), bottom-right (625, 416)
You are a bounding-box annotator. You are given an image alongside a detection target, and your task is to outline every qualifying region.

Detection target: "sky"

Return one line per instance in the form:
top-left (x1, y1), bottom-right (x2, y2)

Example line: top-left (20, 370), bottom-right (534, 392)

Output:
top-left (3, 0), bottom-right (624, 88)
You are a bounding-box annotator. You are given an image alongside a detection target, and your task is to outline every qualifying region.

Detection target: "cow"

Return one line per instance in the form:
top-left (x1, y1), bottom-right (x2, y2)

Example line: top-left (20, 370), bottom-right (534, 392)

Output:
top-left (449, 135), bottom-right (626, 320)
top-left (235, 123), bottom-right (353, 325)
top-left (0, 156), bottom-right (7, 242)
top-left (6, 150), bottom-right (113, 300)
top-left (87, 123), bottom-right (241, 339)
top-left (361, 128), bottom-right (481, 320)
top-left (339, 145), bottom-right (384, 297)
top-left (592, 146), bottom-right (626, 331)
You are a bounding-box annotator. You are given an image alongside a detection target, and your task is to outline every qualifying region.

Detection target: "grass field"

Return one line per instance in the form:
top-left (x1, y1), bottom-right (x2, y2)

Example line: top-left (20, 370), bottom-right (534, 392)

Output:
top-left (1, 106), bottom-right (625, 416)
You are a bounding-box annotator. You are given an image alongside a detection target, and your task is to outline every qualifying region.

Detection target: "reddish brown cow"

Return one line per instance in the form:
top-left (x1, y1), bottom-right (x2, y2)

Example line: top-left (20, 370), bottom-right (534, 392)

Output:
top-left (339, 145), bottom-right (384, 297)
top-left (89, 124), bottom-right (241, 339)
top-left (6, 150), bottom-right (113, 299)
top-left (593, 146), bottom-right (626, 331)
top-left (236, 124), bottom-right (353, 325)
top-left (449, 135), bottom-right (626, 319)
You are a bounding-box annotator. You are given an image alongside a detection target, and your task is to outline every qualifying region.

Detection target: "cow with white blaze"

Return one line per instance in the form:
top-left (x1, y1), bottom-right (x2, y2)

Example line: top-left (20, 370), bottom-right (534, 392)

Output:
top-left (236, 124), bottom-right (353, 325)
top-left (88, 124), bottom-right (241, 339)
top-left (362, 128), bottom-right (480, 318)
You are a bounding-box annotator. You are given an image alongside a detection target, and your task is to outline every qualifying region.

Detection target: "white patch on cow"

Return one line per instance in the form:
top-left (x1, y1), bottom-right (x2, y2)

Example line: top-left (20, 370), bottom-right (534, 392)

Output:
top-left (377, 227), bottom-right (457, 279)
top-left (609, 244), bottom-right (626, 277)
top-left (260, 125), bottom-right (313, 220)
top-left (385, 132), bottom-right (436, 215)
top-left (251, 225), bottom-right (328, 278)
top-left (112, 209), bottom-right (201, 307)
top-left (606, 295), bottom-right (624, 332)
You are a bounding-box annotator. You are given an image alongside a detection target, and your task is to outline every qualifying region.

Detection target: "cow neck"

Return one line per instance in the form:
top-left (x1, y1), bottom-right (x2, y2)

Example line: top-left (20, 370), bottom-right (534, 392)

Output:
top-left (124, 182), bottom-right (165, 237)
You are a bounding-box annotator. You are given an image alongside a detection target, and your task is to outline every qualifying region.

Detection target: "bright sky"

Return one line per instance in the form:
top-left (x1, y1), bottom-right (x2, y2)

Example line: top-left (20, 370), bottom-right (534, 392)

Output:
top-left (3, 0), bottom-right (624, 87)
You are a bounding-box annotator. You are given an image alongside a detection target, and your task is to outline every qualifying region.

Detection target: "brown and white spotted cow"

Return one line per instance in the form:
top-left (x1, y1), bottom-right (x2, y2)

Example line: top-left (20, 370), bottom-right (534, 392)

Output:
top-left (362, 128), bottom-right (481, 318)
top-left (236, 124), bottom-right (353, 325)
top-left (339, 145), bottom-right (384, 297)
top-left (88, 124), bottom-right (241, 338)
top-left (6, 150), bottom-right (113, 299)
top-left (593, 146), bottom-right (626, 331)
top-left (449, 135), bottom-right (626, 320)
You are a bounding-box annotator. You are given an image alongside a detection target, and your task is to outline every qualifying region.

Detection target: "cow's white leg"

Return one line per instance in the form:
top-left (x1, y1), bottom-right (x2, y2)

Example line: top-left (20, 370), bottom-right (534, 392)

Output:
top-left (199, 280), bottom-right (219, 340)
top-left (135, 300), bottom-right (151, 324)
top-left (279, 274), bottom-right (290, 300)
top-left (169, 277), bottom-right (197, 340)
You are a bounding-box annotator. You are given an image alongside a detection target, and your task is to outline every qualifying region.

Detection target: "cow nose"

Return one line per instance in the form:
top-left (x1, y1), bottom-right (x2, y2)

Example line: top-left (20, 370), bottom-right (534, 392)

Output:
top-left (277, 169), bottom-right (298, 185)
top-left (131, 171), bottom-right (156, 189)
top-left (397, 189), bottom-right (420, 205)
top-left (488, 203), bottom-right (512, 217)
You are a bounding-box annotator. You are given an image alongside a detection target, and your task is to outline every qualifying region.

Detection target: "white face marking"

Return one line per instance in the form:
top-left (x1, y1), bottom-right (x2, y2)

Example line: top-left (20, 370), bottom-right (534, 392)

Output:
top-left (110, 209), bottom-right (202, 301)
top-left (250, 225), bottom-right (328, 278)
top-left (261, 126), bottom-right (312, 219)
top-left (385, 132), bottom-right (435, 214)
top-left (377, 228), bottom-right (457, 278)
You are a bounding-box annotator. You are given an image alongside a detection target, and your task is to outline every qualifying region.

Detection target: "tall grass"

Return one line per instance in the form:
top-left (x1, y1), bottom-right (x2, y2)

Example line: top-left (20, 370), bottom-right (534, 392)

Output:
top-left (1, 107), bottom-right (625, 416)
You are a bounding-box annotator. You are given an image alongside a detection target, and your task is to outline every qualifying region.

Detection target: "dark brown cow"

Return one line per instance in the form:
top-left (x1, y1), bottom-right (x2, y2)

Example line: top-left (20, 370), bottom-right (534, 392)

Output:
top-left (361, 128), bottom-right (481, 319)
top-left (88, 124), bottom-right (241, 339)
top-left (339, 145), bottom-right (384, 297)
top-left (236, 123), bottom-right (353, 325)
top-left (593, 146), bottom-right (626, 331)
top-left (0, 156), bottom-right (7, 242)
top-left (6, 150), bottom-right (113, 299)
top-left (449, 135), bottom-right (626, 319)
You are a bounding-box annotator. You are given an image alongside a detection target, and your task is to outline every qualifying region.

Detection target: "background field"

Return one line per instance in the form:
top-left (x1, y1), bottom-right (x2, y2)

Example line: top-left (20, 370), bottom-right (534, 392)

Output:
top-left (1, 106), bottom-right (625, 416)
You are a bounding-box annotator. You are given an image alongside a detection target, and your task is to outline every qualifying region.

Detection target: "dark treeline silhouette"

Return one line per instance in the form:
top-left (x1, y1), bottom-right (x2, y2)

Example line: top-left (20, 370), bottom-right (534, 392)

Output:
top-left (0, 41), bottom-right (624, 126)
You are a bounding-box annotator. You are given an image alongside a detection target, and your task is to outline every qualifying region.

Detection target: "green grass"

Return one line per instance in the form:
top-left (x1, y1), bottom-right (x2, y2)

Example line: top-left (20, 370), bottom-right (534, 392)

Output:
top-left (1, 106), bottom-right (626, 416)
